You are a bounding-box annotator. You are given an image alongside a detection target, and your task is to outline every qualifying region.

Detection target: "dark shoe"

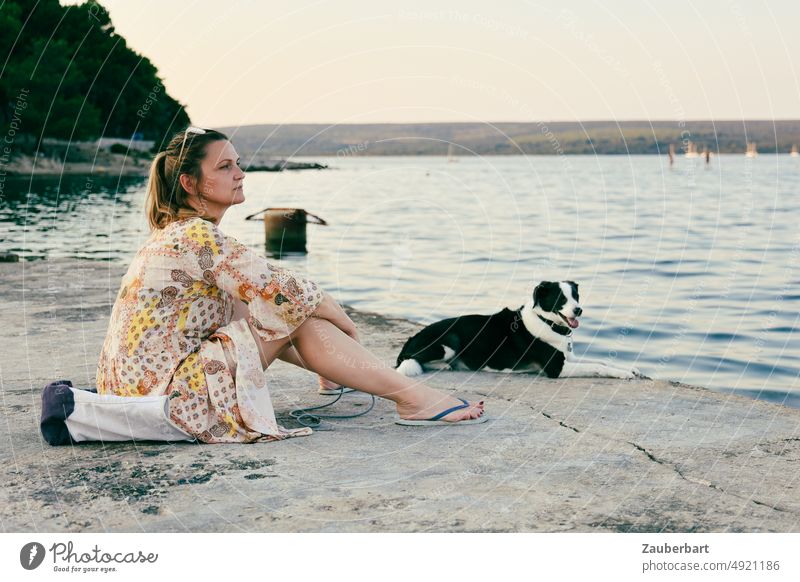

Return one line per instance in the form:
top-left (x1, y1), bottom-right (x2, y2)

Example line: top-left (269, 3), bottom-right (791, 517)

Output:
top-left (40, 380), bottom-right (76, 446)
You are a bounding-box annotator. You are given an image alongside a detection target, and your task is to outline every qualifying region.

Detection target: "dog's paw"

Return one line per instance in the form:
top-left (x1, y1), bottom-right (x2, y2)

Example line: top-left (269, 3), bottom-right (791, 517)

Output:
top-left (396, 359), bottom-right (424, 377)
top-left (609, 367), bottom-right (638, 379)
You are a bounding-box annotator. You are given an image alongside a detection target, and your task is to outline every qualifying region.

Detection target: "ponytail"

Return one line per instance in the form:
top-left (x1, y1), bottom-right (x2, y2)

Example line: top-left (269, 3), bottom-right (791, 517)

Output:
top-left (144, 127), bottom-right (229, 230)
top-left (145, 151), bottom-right (172, 230)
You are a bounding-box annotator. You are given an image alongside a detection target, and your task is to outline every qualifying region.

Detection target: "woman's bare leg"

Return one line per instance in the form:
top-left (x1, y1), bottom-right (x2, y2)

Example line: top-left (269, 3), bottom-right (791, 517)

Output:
top-left (255, 317), bottom-right (484, 422)
top-left (231, 299), bottom-right (483, 421)
top-left (275, 345), bottom-right (339, 391)
top-left (231, 298), bottom-right (334, 389)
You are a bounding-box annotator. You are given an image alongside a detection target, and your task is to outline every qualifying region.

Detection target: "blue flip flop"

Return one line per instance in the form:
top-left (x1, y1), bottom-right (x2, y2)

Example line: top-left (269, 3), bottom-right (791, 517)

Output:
top-left (395, 398), bottom-right (487, 426)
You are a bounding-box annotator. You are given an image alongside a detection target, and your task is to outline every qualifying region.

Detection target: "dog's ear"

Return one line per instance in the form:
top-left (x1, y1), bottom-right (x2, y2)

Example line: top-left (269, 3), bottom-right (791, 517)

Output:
top-left (532, 282), bottom-right (545, 306)
top-left (566, 280), bottom-right (579, 291)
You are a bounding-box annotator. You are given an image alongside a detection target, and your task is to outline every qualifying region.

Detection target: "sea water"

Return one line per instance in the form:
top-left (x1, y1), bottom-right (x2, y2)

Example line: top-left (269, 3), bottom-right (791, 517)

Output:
top-left (2, 154), bottom-right (798, 407)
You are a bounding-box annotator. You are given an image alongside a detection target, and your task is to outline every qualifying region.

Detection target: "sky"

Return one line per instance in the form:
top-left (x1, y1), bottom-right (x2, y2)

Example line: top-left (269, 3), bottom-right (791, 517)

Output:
top-left (64, 0), bottom-right (800, 127)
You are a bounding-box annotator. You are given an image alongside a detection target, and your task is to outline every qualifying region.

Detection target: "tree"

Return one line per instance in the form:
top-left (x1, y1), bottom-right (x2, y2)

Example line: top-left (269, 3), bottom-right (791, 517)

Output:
top-left (0, 0), bottom-right (190, 148)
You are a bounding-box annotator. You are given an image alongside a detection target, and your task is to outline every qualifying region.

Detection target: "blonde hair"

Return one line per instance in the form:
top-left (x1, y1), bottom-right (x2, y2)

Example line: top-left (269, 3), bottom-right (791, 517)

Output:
top-left (145, 127), bottom-right (229, 230)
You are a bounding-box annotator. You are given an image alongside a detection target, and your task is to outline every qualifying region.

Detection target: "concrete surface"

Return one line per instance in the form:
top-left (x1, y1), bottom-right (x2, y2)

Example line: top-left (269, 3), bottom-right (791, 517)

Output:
top-left (1, 259), bottom-right (798, 532)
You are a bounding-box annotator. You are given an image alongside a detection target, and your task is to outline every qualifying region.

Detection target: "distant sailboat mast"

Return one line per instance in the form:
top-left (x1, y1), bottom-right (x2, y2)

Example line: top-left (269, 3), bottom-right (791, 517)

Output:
top-left (447, 143), bottom-right (458, 163)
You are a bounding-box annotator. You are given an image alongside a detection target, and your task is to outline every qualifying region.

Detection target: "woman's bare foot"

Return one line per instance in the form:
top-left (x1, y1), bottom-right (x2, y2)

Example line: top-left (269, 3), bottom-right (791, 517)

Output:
top-left (395, 384), bottom-right (484, 422)
top-left (318, 376), bottom-right (340, 391)
top-left (318, 376), bottom-right (356, 395)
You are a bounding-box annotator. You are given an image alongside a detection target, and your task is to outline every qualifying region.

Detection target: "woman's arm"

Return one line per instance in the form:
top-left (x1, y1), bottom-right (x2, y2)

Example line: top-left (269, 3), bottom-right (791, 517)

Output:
top-left (180, 218), bottom-right (360, 345)
top-left (311, 292), bottom-right (360, 343)
top-left (181, 219), bottom-right (326, 344)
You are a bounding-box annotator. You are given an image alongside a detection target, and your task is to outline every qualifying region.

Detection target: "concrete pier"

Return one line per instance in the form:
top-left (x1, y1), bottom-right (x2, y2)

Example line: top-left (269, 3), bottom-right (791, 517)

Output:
top-left (1, 260), bottom-right (798, 532)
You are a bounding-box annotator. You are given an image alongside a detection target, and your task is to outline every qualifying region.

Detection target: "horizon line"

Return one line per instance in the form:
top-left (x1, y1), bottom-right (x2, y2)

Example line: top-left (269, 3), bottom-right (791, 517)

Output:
top-left (217, 118), bottom-right (800, 128)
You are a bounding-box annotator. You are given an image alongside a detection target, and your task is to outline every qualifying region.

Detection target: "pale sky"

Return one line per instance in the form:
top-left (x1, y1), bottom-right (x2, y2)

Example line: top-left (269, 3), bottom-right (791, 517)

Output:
top-left (65, 0), bottom-right (800, 126)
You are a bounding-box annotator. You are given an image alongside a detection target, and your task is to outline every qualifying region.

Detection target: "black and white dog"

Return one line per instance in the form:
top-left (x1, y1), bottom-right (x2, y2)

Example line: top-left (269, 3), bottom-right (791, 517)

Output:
top-left (396, 281), bottom-right (640, 379)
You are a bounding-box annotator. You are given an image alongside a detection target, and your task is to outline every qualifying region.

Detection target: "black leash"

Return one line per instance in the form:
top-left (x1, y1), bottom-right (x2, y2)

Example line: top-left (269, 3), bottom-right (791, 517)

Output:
top-left (289, 387), bottom-right (375, 429)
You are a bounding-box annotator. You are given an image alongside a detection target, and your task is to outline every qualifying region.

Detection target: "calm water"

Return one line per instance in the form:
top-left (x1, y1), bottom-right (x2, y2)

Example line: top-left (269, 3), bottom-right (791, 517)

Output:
top-left (2, 155), bottom-right (799, 407)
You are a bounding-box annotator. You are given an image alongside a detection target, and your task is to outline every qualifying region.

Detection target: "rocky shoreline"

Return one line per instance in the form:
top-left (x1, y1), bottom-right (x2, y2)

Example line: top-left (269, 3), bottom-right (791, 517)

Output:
top-left (1, 259), bottom-right (798, 532)
top-left (4, 147), bottom-right (151, 176)
top-left (3, 141), bottom-right (328, 176)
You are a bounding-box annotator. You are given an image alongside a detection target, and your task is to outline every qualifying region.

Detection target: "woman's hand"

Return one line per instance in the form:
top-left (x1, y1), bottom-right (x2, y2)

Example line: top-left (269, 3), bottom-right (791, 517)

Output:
top-left (336, 311), bottom-right (360, 344)
top-left (340, 320), bottom-right (360, 344)
top-left (313, 292), bottom-right (361, 344)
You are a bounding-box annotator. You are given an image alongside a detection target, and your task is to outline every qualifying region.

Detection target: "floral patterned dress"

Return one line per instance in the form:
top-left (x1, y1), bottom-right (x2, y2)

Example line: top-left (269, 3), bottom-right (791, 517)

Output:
top-left (96, 217), bottom-right (324, 443)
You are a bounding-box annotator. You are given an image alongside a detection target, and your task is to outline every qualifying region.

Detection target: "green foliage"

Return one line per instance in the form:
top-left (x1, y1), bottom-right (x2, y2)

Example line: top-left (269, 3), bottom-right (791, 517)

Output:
top-left (0, 0), bottom-right (190, 147)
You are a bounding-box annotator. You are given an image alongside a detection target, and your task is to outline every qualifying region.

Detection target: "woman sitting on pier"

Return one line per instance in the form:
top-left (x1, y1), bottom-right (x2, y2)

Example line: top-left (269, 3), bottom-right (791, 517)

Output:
top-left (41, 127), bottom-right (484, 445)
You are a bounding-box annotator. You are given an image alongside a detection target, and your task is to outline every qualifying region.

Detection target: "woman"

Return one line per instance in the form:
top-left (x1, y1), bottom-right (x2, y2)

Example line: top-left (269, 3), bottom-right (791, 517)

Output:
top-left (41, 127), bottom-right (484, 445)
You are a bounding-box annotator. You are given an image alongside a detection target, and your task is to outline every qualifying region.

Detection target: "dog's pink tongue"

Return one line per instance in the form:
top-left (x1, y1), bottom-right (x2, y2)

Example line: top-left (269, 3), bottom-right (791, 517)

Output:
top-left (567, 317), bottom-right (580, 329)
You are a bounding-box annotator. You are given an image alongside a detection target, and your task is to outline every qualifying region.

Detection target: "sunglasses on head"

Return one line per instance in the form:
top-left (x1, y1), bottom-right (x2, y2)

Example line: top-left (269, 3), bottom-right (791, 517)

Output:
top-left (176, 126), bottom-right (208, 168)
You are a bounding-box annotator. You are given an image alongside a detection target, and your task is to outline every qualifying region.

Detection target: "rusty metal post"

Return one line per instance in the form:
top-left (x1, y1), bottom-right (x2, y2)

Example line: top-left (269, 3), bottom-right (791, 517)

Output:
top-left (245, 207), bottom-right (327, 257)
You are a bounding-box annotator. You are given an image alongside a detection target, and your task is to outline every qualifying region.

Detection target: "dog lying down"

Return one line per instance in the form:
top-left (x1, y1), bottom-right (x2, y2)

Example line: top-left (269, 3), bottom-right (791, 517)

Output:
top-left (396, 280), bottom-right (641, 379)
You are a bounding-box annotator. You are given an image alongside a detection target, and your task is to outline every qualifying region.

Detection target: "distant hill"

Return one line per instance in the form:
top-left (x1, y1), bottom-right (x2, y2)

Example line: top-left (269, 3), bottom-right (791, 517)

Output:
top-left (220, 120), bottom-right (800, 157)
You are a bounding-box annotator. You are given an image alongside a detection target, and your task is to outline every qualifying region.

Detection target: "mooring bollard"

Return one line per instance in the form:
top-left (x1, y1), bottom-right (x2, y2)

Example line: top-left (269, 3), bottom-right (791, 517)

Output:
top-left (245, 207), bottom-right (327, 256)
